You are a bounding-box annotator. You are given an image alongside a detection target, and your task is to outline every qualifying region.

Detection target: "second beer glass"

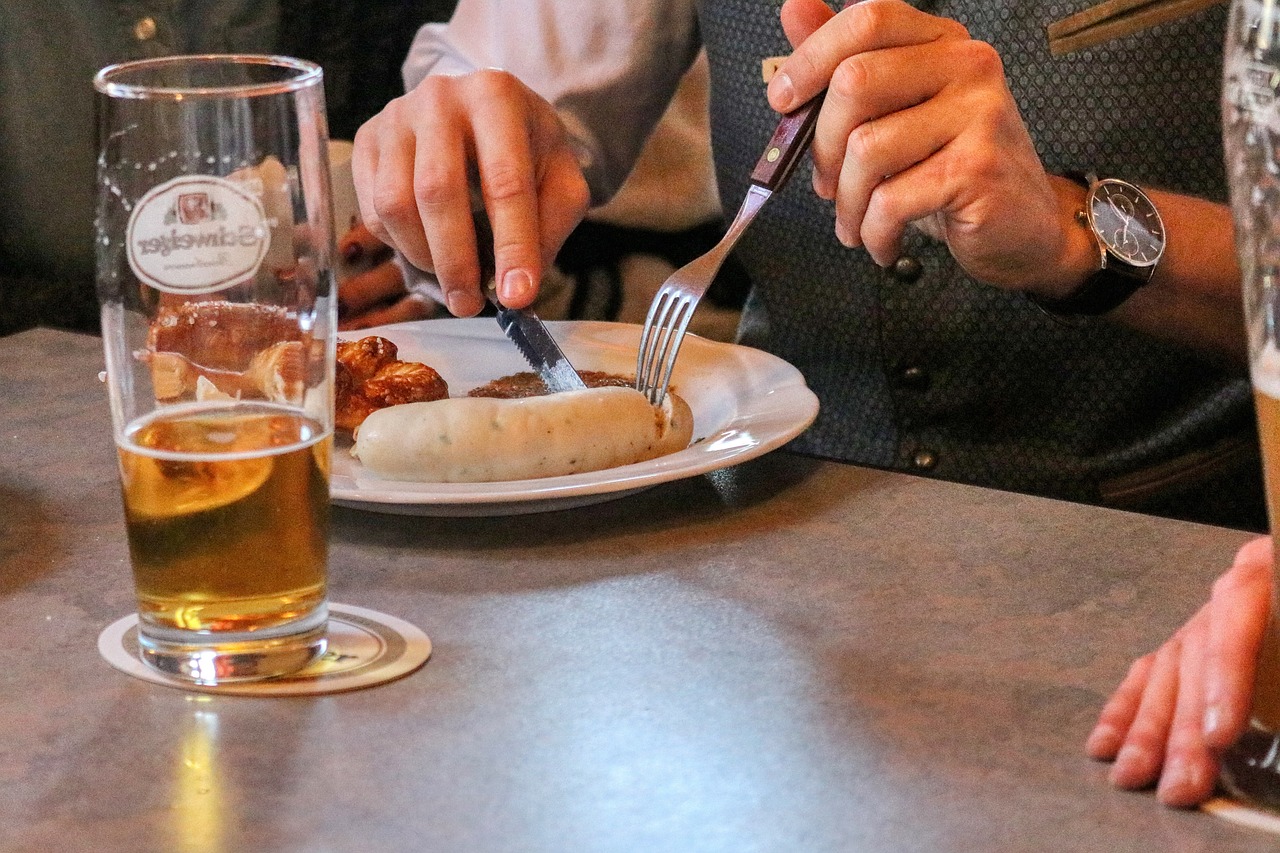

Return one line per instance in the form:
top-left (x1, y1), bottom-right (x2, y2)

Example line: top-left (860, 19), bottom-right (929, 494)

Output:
top-left (1223, 0), bottom-right (1280, 808)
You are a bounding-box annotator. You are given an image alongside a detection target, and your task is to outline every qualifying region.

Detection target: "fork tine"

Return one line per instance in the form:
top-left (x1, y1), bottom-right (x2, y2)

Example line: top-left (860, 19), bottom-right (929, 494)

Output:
top-left (649, 298), bottom-right (697, 406)
top-left (636, 290), bottom-right (678, 399)
top-left (636, 289), bottom-right (697, 406)
top-left (648, 297), bottom-right (683, 389)
top-left (637, 290), bottom-right (675, 399)
top-left (636, 311), bottom-right (655, 392)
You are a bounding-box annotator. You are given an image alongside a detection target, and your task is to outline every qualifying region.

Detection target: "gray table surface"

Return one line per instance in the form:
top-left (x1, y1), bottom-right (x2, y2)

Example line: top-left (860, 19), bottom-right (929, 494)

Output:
top-left (0, 326), bottom-right (1271, 852)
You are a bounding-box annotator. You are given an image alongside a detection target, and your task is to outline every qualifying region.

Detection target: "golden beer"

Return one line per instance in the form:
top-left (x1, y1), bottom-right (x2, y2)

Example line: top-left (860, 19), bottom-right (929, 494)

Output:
top-left (117, 404), bottom-right (330, 677)
top-left (1252, 386), bottom-right (1280, 731)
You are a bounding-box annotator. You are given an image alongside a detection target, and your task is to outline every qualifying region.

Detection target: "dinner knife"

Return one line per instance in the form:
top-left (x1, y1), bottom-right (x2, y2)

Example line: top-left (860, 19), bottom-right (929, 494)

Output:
top-left (473, 214), bottom-right (587, 393)
top-left (483, 284), bottom-right (588, 393)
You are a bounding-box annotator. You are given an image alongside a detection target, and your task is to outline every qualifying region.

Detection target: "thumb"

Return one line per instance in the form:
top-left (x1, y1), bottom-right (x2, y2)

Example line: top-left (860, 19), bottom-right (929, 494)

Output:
top-left (780, 0), bottom-right (839, 47)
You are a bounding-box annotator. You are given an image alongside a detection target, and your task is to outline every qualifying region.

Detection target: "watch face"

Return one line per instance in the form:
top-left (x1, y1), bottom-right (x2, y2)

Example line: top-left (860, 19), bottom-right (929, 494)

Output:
top-left (1088, 180), bottom-right (1165, 268)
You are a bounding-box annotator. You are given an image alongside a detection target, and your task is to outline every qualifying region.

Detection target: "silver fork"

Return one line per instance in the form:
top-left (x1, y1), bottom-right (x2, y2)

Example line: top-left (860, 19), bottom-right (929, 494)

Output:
top-left (635, 89), bottom-right (826, 406)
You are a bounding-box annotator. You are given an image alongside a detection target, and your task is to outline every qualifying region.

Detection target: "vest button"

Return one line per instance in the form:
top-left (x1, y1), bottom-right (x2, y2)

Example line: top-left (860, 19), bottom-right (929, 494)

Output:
top-left (911, 449), bottom-right (938, 471)
top-left (898, 365), bottom-right (930, 390)
top-left (134, 17), bottom-right (158, 41)
top-left (891, 255), bottom-right (923, 282)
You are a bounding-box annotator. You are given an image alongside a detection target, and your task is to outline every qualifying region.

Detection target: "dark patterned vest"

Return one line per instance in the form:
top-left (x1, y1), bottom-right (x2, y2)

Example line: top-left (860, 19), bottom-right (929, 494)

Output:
top-left (695, 0), bottom-right (1264, 528)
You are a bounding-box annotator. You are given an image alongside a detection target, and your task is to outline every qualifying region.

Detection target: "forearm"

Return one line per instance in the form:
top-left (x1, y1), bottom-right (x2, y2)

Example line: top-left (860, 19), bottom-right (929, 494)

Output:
top-left (1115, 189), bottom-right (1246, 364)
top-left (1036, 175), bottom-right (1247, 365)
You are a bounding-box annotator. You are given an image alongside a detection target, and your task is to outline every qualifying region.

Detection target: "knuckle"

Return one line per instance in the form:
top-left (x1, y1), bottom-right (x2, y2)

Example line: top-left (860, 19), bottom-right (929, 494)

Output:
top-left (829, 57), bottom-right (871, 103)
top-left (352, 119), bottom-right (376, 147)
top-left (471, 67), bottom-right (520, 98)
top-left (845, 1), bottom-right (889, 39)
top-left (940, 17), bottom-right (972, 41)
top-left (956, 39), bottom-right (1004, 78)
top-left (845, 123), bottom-right (880, 166)
top-left (371, 186), bottom-right (417, 226)
top-left (968, 146), bottom-right (1005, 183)
top-left (411, 172), bottom-right (459, 212)
top-left (482, 161), bottom-right (535, 204)
top-left (411, 75), bottom-right (454, 105)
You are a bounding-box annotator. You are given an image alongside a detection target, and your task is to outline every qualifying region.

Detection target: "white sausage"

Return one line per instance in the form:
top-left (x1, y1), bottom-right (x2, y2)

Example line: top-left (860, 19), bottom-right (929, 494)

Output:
top-left (350, 386), bottom-right (693, 482)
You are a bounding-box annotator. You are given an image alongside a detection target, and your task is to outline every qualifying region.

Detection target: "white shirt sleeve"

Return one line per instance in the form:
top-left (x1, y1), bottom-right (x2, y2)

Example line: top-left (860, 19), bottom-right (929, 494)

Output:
top-left (400, 0), bottom-right (702, 205)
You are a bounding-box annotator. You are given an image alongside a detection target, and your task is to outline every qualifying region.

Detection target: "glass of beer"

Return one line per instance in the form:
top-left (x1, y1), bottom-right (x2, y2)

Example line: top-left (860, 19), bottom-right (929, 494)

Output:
top-left (1223, 0), bottom-right (1280, 806)
top-left (94, 55), bottom-right (336, 684)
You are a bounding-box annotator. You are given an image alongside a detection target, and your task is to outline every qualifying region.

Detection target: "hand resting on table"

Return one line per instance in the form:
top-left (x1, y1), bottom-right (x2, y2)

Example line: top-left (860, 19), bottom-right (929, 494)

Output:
top-left (1087, 535), bottom-right (1272, 807)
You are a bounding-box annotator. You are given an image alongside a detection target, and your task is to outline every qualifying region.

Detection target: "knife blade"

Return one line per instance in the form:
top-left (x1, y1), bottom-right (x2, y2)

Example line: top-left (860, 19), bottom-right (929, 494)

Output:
top-left (474, 214), bottom-right (587, 393)
top-left (483, 285), bottom-right (587, 393)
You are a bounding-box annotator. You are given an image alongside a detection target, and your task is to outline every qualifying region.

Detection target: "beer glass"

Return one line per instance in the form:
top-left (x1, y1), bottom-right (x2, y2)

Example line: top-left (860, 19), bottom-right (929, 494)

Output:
top-left (1223, 0), bottom-right (1280, 807)
top-left (94, 56), bottom-right (336, 684)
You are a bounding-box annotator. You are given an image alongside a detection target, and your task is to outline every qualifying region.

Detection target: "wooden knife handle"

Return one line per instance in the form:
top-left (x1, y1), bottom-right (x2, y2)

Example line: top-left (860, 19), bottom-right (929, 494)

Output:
top-left (749, 90), bottom-right (826, 192)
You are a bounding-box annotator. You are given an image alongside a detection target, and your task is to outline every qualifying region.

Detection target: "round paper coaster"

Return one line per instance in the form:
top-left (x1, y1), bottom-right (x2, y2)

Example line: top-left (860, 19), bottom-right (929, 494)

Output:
top-left (1203, 796), bottom-right (1280, 834)
top-left (98, 603), bottom-right (431, 696)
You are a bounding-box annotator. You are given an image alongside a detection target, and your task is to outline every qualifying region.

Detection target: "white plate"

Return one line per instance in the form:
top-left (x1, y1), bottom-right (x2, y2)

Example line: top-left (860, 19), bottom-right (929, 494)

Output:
top-left (330, 319), bottom-right (818, 516)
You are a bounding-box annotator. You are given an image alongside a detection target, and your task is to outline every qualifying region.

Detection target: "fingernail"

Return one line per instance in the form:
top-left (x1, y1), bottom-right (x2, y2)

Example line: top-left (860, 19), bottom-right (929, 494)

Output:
top-left (342, 241), bottom-right (363, 262)
top-left (1086, 724), bottom-right (1121, 757)
top-left (500, 268), bottom-right (534, 304)
top-left (1160, 756), bottom-right (1189, 787)
top-left (770, 72), bottom-right (795, 111)
top-left (1116, 744), bottom-right (1148, 766)
top-left (1110, 744), bottom-right (1150, 786)
top-left (835, 221), bottom-right (854, 248)
top-left (1105, 742), bottom-right (1146, 778)
top-left (1157, 756), bottom-right (1205, 804)
top-left (1203, 704), bottom-right (1222, 738)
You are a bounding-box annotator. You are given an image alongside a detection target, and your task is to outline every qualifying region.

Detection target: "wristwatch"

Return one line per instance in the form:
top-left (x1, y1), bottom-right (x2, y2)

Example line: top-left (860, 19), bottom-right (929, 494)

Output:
top-left (1029, 172), bottom-right (1166, 316)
